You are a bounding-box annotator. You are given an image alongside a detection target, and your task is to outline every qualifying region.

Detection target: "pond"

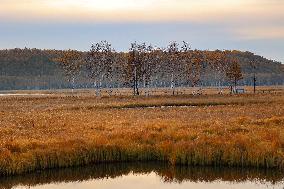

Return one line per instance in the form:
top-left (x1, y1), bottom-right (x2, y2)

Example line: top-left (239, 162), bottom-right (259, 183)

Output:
top-left (1, 163), bottom-right (283, 189)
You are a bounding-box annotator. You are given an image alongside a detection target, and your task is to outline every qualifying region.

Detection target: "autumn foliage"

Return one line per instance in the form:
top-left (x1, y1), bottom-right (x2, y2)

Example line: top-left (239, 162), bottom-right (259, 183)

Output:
top-left (1, 48), bottom-right (283, 90)
top-left (55, 41), bottom-right (244, 95)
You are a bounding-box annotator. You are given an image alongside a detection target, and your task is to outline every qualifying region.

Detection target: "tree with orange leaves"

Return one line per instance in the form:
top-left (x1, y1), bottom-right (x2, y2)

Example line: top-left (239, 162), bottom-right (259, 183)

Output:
top-left (226, 57), bottom-right (243, 93)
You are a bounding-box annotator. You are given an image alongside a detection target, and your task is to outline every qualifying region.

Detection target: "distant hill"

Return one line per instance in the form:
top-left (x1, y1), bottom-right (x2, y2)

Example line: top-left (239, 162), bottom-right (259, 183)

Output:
top-left (0, 48), bottom-right (283, 90)
top-left (228, 50), bottom-right (283, 85)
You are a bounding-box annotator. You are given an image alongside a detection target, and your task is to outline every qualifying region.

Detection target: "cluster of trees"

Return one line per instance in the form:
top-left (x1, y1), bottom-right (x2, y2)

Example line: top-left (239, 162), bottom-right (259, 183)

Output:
top-left (56, 41), bottom-right (244, 95)
top-left (0, 47), bottom-right (283, 91)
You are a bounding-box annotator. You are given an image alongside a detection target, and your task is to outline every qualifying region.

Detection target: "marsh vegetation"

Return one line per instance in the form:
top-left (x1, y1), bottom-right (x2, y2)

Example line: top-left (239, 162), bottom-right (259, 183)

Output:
top-left (0, 88), bottom-right (283, 175)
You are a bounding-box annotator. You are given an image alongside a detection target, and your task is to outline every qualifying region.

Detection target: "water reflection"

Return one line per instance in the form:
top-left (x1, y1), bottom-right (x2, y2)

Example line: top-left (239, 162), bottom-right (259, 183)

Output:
top-left (0, 163), bottom-right (283, 189)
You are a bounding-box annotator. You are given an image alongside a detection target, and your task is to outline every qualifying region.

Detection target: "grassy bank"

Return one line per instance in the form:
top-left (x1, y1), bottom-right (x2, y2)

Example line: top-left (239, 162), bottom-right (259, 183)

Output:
top-left (0, 91), bottom-right (284, 175)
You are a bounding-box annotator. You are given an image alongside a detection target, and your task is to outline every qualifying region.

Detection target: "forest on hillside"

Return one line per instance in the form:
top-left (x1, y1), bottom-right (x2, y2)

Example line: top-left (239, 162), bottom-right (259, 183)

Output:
top-left (0, 42), bottom-right (283, 91)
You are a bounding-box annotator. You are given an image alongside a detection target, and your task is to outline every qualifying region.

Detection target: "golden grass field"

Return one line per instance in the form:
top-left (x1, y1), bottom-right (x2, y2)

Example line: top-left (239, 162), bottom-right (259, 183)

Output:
top-left (2, 85), bottom-right (283, 96)
top-left (0, 86), bottom-right (284, 175)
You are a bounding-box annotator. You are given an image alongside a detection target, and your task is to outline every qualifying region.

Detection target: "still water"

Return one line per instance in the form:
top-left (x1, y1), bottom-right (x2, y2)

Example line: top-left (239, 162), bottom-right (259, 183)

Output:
top-left (1, 163), bottom-right (283, 189)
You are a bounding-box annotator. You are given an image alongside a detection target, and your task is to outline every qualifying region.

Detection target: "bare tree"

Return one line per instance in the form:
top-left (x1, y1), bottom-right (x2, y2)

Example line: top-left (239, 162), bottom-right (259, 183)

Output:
top-left (85, 41), bottom-right (116, 96)
top-left (149, 48), bottom-right (164, 94)
top-left (55, 50), bottom-right (83, 93)
top-left (164, 41), bottom-right (181, 95)
top-left (248, 53), bottom-right (257, 93)
top-left (123, 42), bottom-right (156, 96)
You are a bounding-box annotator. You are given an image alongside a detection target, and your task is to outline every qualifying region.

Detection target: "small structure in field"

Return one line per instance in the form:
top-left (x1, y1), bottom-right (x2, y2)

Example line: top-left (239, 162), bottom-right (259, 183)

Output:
top-left (235, 88), bottom-right (245, 94)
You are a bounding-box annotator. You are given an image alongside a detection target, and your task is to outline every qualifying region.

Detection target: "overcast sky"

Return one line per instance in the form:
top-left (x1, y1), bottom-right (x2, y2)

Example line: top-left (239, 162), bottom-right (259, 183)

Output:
top-left (0, 0), bottom-right (283, 62)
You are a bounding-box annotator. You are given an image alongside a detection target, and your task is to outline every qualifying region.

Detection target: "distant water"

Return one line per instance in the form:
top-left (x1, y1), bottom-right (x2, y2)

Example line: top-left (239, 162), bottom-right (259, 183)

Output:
top-left (1, 163), bottom-right (283, 189)
top-left (0, 94), bottom-right (51, 96)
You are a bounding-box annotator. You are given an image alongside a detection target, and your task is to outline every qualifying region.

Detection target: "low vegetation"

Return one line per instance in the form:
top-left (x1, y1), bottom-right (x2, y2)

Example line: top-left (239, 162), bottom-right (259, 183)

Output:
top-left (0, 90), bottom-right (284, 175)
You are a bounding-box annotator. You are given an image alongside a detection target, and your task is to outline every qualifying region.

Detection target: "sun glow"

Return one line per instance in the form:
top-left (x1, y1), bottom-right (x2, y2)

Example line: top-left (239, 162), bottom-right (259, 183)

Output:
top-left (46, 0), bottom-right (151, 11)
top-left (0, 0), bottom-right (283, 23)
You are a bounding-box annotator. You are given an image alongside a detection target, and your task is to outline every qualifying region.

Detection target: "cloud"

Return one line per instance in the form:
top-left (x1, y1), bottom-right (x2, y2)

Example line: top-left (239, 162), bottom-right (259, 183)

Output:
top-left (233, 27), bottom-right (284, 40)
top-left (0, 0), bottom-right (283, 63)
top-left (0, 0), bottom-right (283, 23)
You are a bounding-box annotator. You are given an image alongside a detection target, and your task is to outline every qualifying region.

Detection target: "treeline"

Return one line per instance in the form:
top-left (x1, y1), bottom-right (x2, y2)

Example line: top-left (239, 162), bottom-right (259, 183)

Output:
top-left (0, 43), bottom-right (283, 91)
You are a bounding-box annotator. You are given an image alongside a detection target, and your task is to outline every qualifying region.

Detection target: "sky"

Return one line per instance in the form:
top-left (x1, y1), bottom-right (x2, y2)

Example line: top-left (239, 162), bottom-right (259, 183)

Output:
top-left (0, 0), bottom-right (283, 62)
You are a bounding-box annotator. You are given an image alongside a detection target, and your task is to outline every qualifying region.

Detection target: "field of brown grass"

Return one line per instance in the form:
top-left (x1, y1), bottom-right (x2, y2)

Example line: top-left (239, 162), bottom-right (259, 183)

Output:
top-left (0, 87), bottom-right (284, 175)
top-left (1, 85), bottom-right (283, 97)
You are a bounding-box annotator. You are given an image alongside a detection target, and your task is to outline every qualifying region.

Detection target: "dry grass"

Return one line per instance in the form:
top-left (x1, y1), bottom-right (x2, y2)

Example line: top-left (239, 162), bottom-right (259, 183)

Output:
top-left (1, 85), bottom-right (283, 97)
top-left (0, 88), bottom-right (284, 175)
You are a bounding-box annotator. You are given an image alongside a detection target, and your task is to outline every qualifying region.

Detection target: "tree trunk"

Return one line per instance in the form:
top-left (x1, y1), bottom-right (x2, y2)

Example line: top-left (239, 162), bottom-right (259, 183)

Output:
top-left (71, 76), bottom-right (75, 93)
top-left (253, 73), bottom-right (256, 94)
top-left (94, 81), bottom-right (100, 97)
top-left (135, 79), bottom-right (139, 96)
top-left (133, 78), bottom-right (136, 96)
top-left (109, 77), bottom-right (113, 96)
top-left (234, 78), bottom-right (237, 94)
top-left (171, 73), bottom-right (175, 95)
top-left (133, 66), bottom-right (138, 96)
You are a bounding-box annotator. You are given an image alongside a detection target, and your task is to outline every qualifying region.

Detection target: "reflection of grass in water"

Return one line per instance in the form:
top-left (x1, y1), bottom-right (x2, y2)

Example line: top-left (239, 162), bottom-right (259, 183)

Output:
top-left (0, 93), bottom-right (284, 176)
top-left (0, 163), bottom-right (283, 189)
